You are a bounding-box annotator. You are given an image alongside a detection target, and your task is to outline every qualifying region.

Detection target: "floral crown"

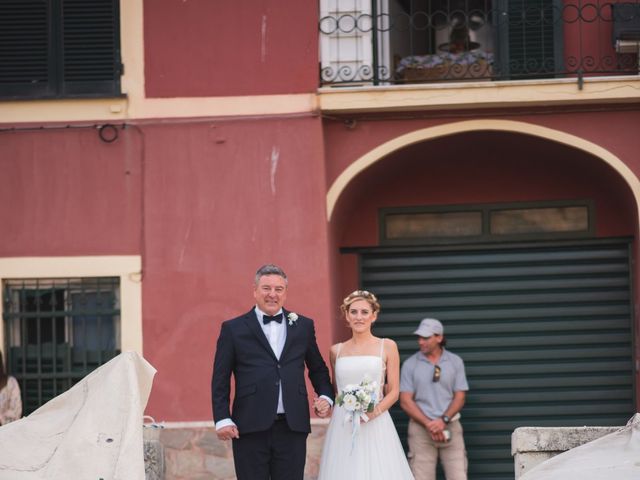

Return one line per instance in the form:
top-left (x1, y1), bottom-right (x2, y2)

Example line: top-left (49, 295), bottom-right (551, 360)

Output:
top-left (347, 290), bottom-right (377, 302)
top-left (341, 289), bottom-right (381, 313)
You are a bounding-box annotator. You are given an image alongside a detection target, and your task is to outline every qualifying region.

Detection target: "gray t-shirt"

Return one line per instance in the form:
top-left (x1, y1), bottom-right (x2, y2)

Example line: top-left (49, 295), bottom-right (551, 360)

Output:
top-left (400, 349), bottom-right (469, 419)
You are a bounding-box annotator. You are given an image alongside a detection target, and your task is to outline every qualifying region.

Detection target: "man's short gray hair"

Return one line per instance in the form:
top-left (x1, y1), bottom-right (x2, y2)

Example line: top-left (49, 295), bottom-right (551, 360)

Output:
top-left (255, 264), bottom-right (288, 285)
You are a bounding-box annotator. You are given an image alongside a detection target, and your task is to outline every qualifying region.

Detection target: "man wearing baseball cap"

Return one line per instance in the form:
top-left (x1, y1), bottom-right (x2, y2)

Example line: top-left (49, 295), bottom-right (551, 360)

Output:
top-left (399, 318), bottom-right (469, 480)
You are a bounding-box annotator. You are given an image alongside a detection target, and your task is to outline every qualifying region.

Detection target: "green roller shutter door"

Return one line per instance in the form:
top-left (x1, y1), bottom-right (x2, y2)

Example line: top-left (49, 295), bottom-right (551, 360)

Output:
top-left (361, 238), bottom-right (635, 480)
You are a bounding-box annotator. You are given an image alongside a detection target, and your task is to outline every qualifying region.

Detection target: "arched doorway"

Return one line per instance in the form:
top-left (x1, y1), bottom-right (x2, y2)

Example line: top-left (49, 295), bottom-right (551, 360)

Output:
top-left (329, 126), bottom-right (638, 479)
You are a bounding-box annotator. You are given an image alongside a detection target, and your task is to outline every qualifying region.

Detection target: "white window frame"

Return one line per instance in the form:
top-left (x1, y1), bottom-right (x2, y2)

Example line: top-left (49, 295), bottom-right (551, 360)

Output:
top-left (0, 256), bottom-right (142, 357)
top-left (319, 0), bottom-right (391, 84)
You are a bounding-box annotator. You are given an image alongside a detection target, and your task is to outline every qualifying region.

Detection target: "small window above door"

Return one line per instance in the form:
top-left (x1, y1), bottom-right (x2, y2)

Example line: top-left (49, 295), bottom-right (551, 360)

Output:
top-left (380, 200), bottom-right (593, 245)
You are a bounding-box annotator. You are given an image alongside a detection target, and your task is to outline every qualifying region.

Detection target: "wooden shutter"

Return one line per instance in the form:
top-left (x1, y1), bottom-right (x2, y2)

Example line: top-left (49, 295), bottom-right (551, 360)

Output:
top-left (495, 0), bottom-right (564, 79)
top-left (0, 0), bottom-right (54, 98)
top-left (361, 239), bottom-right (634, 480)
top-left (0, 0), bottom-right (121, 99)
top-left (61, 0), bottom-right (121, 96)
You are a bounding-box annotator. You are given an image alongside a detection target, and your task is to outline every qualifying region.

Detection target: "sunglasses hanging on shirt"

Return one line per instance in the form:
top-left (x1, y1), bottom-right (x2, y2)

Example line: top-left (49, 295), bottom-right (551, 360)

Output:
top-left (432, 365), bottom-right (441, 382)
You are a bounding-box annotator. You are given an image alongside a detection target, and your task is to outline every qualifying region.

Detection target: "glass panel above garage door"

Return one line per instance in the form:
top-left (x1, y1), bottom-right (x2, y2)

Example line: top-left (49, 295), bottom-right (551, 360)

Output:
top-left (360, 239), bottom-right (635, 480)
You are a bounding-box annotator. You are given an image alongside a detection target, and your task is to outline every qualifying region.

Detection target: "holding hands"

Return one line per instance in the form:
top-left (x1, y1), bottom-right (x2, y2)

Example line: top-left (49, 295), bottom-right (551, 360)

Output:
top-left (313, 397), bottom-right (331, 418)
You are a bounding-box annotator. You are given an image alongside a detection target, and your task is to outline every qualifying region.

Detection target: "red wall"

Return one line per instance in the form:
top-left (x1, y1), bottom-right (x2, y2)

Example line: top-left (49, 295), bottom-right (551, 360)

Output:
top-left (0, 116), bottom-right (335, 422)
top-left (143, 0), bottom-right (320, 97)
top-left (0, 127), bottom-right (142, 256)
top-left (3, 107), bottom-right (640, 420)
top-left (139, 115), bottom-right (334, 420)
top-left (323, 109), bottom-right (640, 191)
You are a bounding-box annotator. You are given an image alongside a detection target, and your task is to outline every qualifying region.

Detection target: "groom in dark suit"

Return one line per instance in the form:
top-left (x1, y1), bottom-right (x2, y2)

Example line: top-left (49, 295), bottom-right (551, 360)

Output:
top-left (212, 264), bottom-right (334, 480)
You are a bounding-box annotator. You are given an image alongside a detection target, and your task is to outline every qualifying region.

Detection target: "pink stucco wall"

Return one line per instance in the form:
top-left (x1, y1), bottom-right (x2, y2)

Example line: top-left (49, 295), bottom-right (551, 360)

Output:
top-left (2, 107), bottom-right (640, 419)
top-left (137, 115), bottom-right (334, 420)
top-left (0, 116), bottom-right (336, 422)
top-left (0, 127), bottom-right (142, 256)
top-left (143, 0), bottom-right (319, 97)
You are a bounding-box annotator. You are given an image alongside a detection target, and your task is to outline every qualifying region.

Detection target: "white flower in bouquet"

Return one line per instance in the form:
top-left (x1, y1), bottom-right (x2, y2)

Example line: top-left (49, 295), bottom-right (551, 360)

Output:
top-left (336, 376), bottom-right (379, 452)
top-left (342, 393), bottom-right (358, 411)
top-left (357, 392), bottom-right (372, 406)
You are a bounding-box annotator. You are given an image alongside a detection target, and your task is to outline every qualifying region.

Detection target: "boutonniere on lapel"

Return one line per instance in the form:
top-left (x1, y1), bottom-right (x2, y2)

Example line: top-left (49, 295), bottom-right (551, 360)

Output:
top-left (287, 312), bottom-right (299, 326)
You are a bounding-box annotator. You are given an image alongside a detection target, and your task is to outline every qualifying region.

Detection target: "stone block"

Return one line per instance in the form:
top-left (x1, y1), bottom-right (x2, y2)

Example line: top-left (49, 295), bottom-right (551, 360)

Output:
top-left (154, 420), bottom-right (330, 479)
top-left (204, 454), bottom-right (236, 479)
top-left (161, 428), bottom-right (194, 450)
top-left (195, 429), bottom-right (231, 457)
top-left (144, 440), bottom-right (164, 480)
top-left (166, 448), bottom-right (205, 478)
top-left (512, 425), bottom-right (620, 478)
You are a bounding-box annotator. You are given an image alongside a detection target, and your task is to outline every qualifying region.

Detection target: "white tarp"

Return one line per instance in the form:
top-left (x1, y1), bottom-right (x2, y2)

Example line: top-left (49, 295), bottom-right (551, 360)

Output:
top-left (0, 352), bottom-right (156, 480)
top-left (521, 413), bottom-right (640, 480)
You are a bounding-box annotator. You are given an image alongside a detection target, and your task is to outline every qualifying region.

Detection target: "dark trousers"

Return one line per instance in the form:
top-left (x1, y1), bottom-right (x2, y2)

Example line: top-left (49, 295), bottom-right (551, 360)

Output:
top-left (232, 417), bottom-right (308, 480)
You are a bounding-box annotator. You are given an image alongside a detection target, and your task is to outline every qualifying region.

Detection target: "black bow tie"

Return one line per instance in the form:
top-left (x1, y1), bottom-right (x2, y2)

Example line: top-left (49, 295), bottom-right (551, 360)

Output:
top-left (263, 314), bottom-right (283, 324)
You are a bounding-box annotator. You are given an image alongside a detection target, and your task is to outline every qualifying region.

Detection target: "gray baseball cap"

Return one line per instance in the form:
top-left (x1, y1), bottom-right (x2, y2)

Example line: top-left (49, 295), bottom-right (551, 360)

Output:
top-left (413, 318), bottom-right (443, 337)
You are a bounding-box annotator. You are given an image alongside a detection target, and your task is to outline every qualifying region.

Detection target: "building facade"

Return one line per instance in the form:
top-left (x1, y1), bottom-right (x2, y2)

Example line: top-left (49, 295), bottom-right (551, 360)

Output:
top-left (1, 0), bottom-right (639, 478)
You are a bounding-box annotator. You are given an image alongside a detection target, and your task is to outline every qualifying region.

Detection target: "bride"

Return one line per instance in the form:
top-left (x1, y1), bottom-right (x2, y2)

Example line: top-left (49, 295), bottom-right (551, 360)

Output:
top-left (317, 290), bottom-right (414, 480)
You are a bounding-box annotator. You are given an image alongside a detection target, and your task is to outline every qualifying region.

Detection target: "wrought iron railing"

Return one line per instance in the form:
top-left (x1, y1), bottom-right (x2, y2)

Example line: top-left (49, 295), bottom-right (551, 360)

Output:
top-left (319, 0), bottom-right (640, 86)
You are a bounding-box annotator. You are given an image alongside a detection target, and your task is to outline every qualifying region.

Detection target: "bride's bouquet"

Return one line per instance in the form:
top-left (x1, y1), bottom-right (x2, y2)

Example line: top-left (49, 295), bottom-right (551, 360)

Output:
top-left (336, 375), bottom-right (379, 451)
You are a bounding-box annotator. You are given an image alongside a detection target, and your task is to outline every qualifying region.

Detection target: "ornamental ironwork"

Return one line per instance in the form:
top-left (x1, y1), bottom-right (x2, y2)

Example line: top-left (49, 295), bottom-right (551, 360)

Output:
top-left (319, 0), bottom-right (640, 86)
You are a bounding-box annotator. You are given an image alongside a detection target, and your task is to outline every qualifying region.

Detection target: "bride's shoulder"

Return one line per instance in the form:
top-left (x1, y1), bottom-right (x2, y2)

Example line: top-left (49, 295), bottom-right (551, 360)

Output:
top-left (380, 337), bottom-right (399, 354)
top-left (377, 337), bottom-right (398, 348)
top-left (329, 342), bottom-right (344, 357)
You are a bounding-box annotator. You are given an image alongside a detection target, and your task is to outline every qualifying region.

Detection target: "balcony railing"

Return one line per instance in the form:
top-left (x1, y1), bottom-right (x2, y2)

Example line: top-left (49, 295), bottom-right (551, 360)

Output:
top-left (319, 0), bottom-right (640, 87)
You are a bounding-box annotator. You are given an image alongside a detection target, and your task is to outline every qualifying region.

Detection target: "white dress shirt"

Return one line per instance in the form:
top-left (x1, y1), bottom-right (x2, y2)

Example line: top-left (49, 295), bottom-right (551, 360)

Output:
top-left (257, 307), bottom-right (287, 413)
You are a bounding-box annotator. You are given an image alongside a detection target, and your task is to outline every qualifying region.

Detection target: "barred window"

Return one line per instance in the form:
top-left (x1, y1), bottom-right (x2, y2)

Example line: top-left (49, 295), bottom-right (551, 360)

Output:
top-left (2, 277), bottom-right (121, 414)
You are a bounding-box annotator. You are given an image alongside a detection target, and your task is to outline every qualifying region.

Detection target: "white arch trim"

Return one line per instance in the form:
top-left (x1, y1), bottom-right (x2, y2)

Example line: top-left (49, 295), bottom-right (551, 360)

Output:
top-left (326, 119), bottom-right (640, 221)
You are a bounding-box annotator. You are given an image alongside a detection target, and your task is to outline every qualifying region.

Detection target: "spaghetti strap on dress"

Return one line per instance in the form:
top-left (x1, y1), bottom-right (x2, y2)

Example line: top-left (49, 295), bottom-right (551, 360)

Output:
top-left (317, 339), bottom-right (414, 480)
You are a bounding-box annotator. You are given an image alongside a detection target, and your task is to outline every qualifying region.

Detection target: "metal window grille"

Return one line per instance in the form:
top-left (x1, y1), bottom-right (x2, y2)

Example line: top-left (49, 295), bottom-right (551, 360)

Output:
top-left (2, 277), bottom-right (121, 415)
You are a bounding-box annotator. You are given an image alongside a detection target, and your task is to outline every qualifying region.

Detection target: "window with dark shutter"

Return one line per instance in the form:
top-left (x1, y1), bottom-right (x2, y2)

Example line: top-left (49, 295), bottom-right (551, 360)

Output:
top-left (0, 0), bottom-right (121, 100)
top-left (495, 0), bottom-right (564, 79)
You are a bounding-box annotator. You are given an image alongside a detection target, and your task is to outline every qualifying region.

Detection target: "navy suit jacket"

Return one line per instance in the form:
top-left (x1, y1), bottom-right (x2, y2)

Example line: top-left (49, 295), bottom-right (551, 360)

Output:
top-left (211, 308), bottom-right (333, 434)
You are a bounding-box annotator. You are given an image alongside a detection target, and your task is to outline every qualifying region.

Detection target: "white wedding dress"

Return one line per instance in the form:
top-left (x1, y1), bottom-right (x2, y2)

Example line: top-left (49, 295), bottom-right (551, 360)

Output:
top-left (317, 340), bottom-right (414, 480)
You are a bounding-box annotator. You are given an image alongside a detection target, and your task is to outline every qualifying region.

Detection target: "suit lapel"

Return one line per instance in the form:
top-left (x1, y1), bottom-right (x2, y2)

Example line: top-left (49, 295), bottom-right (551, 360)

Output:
top-left (243, 309), bottom-right (277, 360)
top-left (280, 309), bottom-right (296, 360)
